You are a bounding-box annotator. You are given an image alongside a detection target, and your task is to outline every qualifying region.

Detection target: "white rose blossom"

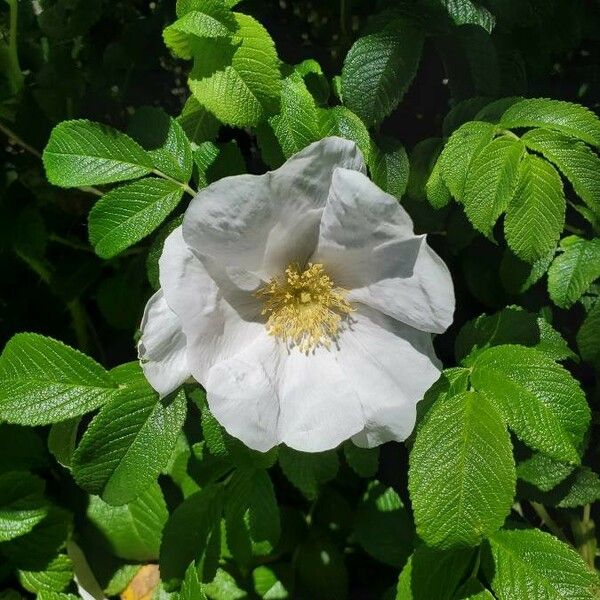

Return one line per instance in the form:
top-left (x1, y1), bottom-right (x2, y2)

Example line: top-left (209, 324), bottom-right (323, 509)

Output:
top-left (138, 137), bottom-right (455, 452)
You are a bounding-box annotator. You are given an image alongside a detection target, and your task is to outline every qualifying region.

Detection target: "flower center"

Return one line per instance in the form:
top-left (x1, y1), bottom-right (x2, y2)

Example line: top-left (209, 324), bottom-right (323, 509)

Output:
top-left (255, 262), bottom-right (354, 352)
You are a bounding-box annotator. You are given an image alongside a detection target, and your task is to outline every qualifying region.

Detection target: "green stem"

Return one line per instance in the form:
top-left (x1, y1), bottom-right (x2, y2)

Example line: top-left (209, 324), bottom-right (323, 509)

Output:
top-left (48, 233), bottom-right (94, 252)
top-left (0, 121), bottom-right (103, 196)
top-left (152, 168), bottom-right (196, 197)
top-left (571, 505), bottom-right (596, 570)
top-left (530, 502), bottom-right (567, 542)
top-left (5, 0), bottom-right (23, 95)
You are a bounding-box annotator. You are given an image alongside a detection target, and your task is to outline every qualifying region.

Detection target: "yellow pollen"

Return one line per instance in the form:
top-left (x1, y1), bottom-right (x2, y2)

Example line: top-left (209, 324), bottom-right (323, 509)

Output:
top-left (255, 262), bottom-right (354, 352)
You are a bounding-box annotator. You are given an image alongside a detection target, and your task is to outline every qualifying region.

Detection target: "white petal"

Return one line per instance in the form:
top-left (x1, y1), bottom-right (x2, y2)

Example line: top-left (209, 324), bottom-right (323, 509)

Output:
top-left (182, 137), bottom-right (366, 278)
top-left (159, 227), bottom-right (264, 384)
top-left (338, 306), bottom-right (441, 448)
top-left (205, 335), bottom-right (365, 453)
top-left (313, 168), bottom-right (455, 333)
top-left (206, 333), bottom-right (282, 452)
top-left (138, 290), bottom-right (190, 397)
top-left (277, 348), bottom-right (365, 452)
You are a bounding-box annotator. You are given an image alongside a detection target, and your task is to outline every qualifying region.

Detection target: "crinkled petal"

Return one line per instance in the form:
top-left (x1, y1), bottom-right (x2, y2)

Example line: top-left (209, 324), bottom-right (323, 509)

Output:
top-left (206, 333), bottom-right (282, 452)
top-left (183, 137), bottom-right (366, 278)
top-left (206, 335), bottom-right (365, 453)
top-left (313, 168), bottom-right (455, 333)
top-left (159, 226), bottom-right (265, 384)
top-left (138, 290), bottom-right (190, 397)
top-left (338, 306), bottom-right (441, 448)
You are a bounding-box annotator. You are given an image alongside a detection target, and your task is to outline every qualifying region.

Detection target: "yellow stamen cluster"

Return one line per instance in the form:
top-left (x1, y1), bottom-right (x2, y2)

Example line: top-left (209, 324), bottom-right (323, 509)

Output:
top-left (255, 262), bottom-right (354, 352)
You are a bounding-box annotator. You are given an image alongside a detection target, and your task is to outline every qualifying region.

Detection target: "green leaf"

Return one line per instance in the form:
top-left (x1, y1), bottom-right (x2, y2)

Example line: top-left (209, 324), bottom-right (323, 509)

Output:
top-left (0, 472), bottom-right (47, 543)
top-left (224, 468), bottom-right (280, 565)
top-left (0, 333), bottom-right (116, 425)
top-left (0, 506), bottom-right (72, 570)
top-left (440, 0), bottom-right (496, 33)
top-left (180, 562), bottom-right (208, 600)
top-left (146, 216), bottom-right (183, 290)
top-left (318, 105), bottom-right (373, 164)
top-left (159, 484), bottom-right (224, 587)
top-left (470, 345), bottom-right (590, 463)
top-left (547, 236), bottom-right (600, 308)
top-left (522, 128), bottom-right (600, 217)
top-left (407, 138), bottom-right (443, 200)
top-left (188, 13), bottom-right (281, 127)
top-left (86, 482), bottom-right (168, 560)
top-left (500, 98), bottom-right (600, 148)
top-left (499, 248), bottom-right (554, 295)
top-left (426, 157), bottom-right (452, 209)
top-left (128, 108), bottom-right (193, 183)
top-left (270, 72), bottom-right (320, 158)
top-left (47, 419), bottom-right (80, 468)
top-left (485, 528), bottom-right (598, 599)
top-left (517, 452), bottom-right (575, 492)
top-left (519, 465), bottom-right (600, 508)
top-left (202, 567), bottom-right (247, 600)
top-left (252, 565), bottom-right (291, 599)
top-left (354, 481), bottom-right (413, 567)
top-left (409, 391), bottom-right (515, 548)
top-left (438, 121), bottom-right (496, 200)
top-left (43, 120), bottom-right (153, 187)
top-left (341, 21), bottom-right (424, 126)
top-left (504, 153), bottom-right (565, 262)
top-left (370, 136), bottom-right (409, 199)
top-left (164, 2), bottom-right (237, 59)
top-left (88, 178), bottom-right (184, 259)
top-left (577, 300), bottom-right (600, 363)
top-left (454, 579), bottom-right (495, 599)
top-left (455, 306), bottom-right (574, 364)
top-left (343, 442), bottom-right (379, 478)
top-left (278, 447), bottom-right (338, 499)
top-left (18, 554), bottom-right (73, 593)
top-left (72, 363), bottom-right (187, 505)
top-left (462, 135), bottom-right (524, 236)
top-left (177, 96), bottom-right (220, 144)
top-left (396, 546), bottom-right (475, 600)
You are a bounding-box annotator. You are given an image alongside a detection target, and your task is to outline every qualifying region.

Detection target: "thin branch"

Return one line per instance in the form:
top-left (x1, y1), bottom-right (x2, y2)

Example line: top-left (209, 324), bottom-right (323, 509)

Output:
top-left (530, 502), bottom-right (567, 542)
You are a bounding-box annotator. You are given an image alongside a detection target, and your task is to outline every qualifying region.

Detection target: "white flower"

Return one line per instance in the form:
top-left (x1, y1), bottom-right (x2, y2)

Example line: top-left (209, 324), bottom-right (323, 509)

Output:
top-left (138, 137), bottom-right (454, 452)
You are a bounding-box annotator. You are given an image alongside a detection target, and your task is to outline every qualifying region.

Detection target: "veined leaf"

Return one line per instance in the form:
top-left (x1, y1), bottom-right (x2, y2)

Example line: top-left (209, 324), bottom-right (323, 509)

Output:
top-left (177, 96), bottom-right (220, 144)
top-left (43, 120), bottom-right (153, 187)
top-left (547, 236), bottom-right (600, 308)
top-left (318, 105), bottom-right (373, 164)
top-left (577, 300), bottom-right (600, 363)
top-left (72, 363), bottom-right (187, 505)
top-left (504, 153), bottom-right (565, 262)
top-left (86, 483), bottom-right (168, 561)
top-left (0, 471), bottom-right (47, 543)
top-left (396, 546), bottom-right (475, 600)
top-left (438, 120), bottom-right (496, 200)
top-left (440, 0), bottom-right (496, 33)
top-left (0, 333), bottom-right (116, 425)
top-left (279, 447), bottom-right (338, 500)
top-left (270, 72), bottom-right (320, 158)
top-left (164, 2), bottom-right (237, 60)
top-left (471, 345), bottom-right (590, 463)
top-left (500, 98), bottom-right (600, 148)
top-left (523, 128), bottom-right (600, 217)
top-left (18, 554), bottom-right (73, 594)
top-left (341, 21), bottom-right (424, 126)
top-left (426, 156), bottom-right (452, 209)
top-left (160, 485), bottom-right (224, 587)
top-left (409, 391), bottom-right (515, 549)
top-left (485, 528), bottom-right (598, 599)
top-left (455, 305), bottom-right (574, 365)
top-left (180, 563), bottom-right (208, 600)
top-left (188, 13), bottom-right (281, 127)
top-left (88, 178), bottom-right (184, 259)
top-left (462, 135), bottom-right (524, 235)
top-left (370, 136), bottom-right (409, 199)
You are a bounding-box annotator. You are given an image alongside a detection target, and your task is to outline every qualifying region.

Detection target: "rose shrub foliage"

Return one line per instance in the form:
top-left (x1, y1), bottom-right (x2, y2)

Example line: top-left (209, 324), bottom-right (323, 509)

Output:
top-left (1, 0), bottom-right (600, 599)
